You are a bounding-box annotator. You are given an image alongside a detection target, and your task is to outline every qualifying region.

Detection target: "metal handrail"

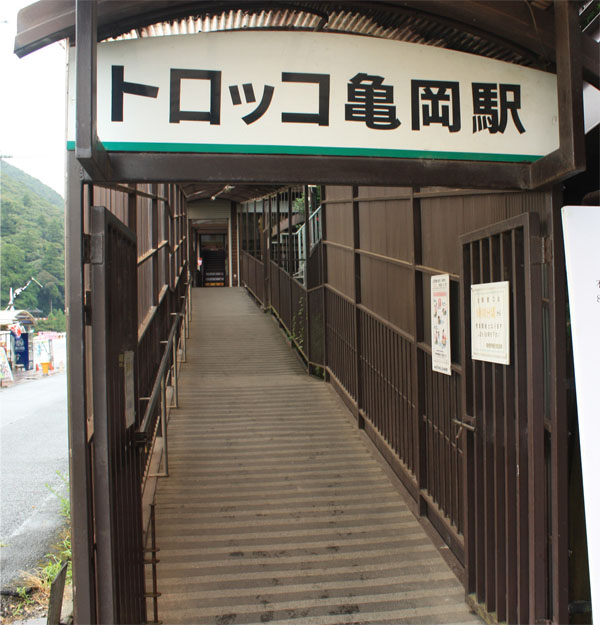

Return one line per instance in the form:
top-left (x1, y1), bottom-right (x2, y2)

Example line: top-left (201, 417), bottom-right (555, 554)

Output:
top-left (137, 300), bottom-right (185, 442)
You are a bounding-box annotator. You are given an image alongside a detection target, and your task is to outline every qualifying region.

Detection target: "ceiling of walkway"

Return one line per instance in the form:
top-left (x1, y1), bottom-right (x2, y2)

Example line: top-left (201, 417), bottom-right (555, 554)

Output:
top-left (15, 1), bottom-right (599, 202)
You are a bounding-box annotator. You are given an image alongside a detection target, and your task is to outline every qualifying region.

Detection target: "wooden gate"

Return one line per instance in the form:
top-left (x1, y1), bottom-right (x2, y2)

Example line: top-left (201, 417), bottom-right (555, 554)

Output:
top-left (460, 213), bottom-right (546, 625)
top-left (90, 206), bottom-right (146, 624)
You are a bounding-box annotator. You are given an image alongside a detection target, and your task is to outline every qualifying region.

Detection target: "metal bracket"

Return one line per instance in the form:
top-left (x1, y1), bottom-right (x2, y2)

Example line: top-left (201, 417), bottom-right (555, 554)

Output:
top-left (83, 234), bottom-right (92, 264)
top-left (530, 235), bottom-right (544, 265)
top-left (90, 233), bottom-right (104, 265)
top-left (452, 417), bottom-right (476, 434)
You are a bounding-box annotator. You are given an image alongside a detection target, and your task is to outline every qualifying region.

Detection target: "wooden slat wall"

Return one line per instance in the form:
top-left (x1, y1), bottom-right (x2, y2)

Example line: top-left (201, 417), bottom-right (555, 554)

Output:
top-left (323, 185), bottom-right (553, 567)
top-left (238, 181), bottom-right (572, 623)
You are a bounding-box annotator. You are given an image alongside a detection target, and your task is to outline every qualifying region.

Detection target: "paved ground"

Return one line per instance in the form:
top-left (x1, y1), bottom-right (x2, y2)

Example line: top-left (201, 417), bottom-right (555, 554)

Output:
top-left (0, 372), bottom-right (69, 589)
top-left (153, 288), bottom-right (481, 625)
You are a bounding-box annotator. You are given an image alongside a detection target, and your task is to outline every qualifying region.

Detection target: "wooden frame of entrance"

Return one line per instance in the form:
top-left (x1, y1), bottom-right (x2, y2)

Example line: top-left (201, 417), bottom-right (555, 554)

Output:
top-left (52, 0), bottom-right (594, 622)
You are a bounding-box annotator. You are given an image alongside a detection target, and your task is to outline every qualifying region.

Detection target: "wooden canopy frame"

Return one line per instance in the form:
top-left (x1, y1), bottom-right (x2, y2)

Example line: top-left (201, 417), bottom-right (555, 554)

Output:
top-left (14, 0), bottom-right (599, 191)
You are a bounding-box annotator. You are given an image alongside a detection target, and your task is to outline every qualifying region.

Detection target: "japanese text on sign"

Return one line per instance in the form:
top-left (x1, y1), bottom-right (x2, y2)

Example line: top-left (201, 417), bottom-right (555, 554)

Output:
top-left (112, 67), bottom-right (527, 136)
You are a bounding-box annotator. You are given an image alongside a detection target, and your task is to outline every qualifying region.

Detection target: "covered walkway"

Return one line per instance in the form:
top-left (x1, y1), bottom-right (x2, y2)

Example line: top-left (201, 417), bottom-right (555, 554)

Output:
top-left (153, 288), bottom-right (480, 625)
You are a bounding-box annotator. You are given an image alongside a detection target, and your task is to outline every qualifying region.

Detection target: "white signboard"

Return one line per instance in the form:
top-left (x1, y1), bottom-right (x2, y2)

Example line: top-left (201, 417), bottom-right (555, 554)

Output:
top-left (562, 205), bottom-right (600, 616)
top-left (431, 274), bottom-right (451, 375)
top-left (67, 31), bottom-right (559, 161)
top-left (471, 281), bottom-right (510, 365)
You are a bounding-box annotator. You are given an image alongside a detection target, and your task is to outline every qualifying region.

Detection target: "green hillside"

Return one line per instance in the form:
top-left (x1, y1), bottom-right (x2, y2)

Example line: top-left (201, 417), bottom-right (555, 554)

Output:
top-left (1, 159), bottom-right (65, 316)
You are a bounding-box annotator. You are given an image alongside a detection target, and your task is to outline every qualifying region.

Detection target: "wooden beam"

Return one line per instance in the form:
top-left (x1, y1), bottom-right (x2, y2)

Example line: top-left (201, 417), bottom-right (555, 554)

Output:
top-left (529, 1), bottom-right (586, 189)
top-left (106, 152), bottom-right (532, 190)
top-left (75, 0), bottom-right (111, 181)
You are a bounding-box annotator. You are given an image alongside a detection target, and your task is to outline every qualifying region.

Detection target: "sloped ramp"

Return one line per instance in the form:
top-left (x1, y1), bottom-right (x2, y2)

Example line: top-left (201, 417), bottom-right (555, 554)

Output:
top-left (153, 288), bottom-right (481, 625)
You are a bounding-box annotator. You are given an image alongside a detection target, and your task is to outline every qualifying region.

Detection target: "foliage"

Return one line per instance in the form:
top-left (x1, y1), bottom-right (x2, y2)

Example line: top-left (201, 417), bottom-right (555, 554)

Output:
top-left (46, 471), bottom-right (70, 522)
top-left (581, 2), bottom-right (600, 28)
top-left (0, 160), bottom-right (65, 316)
top-left (292, 186), bottom-right (321, 217)
top-left (36, 309), bottom-right (66, 333)
top-left (22, 472), bottom-right (72, 610)
top-left (9, 473), bottom-right (71, 619)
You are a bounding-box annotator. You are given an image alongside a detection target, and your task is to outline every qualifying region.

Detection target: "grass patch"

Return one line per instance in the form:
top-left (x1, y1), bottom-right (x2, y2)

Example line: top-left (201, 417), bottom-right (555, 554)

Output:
top-left (5, 472), bottom-right (72, 621)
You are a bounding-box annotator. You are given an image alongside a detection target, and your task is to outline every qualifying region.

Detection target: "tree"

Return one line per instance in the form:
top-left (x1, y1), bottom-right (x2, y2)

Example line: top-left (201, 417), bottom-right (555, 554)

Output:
top-left (0, 160), bottom-right (64, 315)
top-left (36, 310), bottom-right (66, 333)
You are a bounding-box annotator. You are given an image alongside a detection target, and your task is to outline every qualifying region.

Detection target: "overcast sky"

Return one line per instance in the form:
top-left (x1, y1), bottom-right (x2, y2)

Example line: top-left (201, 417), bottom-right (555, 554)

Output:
top-left (0, 2), bottom-right (67, 197)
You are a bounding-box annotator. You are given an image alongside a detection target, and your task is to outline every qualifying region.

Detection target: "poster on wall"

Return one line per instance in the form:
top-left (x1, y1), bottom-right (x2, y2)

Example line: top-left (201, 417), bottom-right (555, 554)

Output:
top-left (562, 205), bottom-right (600, 616)
top-left (471, 281), bottom-right (510, 365)
top-left (431, 274), bottom-right (451, 375)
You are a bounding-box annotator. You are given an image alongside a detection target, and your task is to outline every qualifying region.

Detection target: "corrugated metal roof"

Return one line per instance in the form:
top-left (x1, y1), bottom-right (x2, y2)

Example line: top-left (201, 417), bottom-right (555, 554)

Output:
top-left (105, 4), bottom-right (548, 69)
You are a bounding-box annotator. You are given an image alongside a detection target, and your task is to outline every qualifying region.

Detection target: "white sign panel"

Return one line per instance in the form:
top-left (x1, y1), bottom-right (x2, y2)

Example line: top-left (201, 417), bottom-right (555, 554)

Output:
top-left (431, 274), bottom-right (451, 375)
top-left (471, 281), bottom-right (510, 365)
top-left (67, 31), bottom-right (559, 161)
top-left (562, 205), bottom-right (600, 616)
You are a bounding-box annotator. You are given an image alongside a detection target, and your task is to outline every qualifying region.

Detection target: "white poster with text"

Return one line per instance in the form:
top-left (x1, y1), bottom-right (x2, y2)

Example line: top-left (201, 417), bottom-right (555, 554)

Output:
top-left (431, 274), bottom-right (451, 375)
top-left (471, 281), bottom-right (510, 365)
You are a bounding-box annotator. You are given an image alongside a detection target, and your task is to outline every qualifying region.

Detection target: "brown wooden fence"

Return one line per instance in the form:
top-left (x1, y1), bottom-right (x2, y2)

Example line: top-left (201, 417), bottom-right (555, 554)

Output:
top-left (240, 182), bottom-right (574, 625)
top-left (68, 166), bottom-right (190, 623)
top-left (240, 187), bottom-right (324, 371)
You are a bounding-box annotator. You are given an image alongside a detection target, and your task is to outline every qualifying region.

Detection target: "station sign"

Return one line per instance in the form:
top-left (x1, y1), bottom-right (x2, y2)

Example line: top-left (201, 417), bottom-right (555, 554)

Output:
top-left (67, 31), bottom-right (559, 162)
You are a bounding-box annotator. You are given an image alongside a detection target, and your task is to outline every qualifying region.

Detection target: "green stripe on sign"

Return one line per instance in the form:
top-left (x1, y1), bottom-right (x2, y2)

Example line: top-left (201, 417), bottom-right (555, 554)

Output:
top-left (65, 141), bottom-right (541, 163)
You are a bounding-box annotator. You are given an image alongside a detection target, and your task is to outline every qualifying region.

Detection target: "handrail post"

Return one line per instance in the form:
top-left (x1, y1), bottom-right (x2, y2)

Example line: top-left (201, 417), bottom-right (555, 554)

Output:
top-left (186, 276), bottom-right (192, 330)
top-left (180, 295), bottom-right (188, 362)
top-left (171, 337), bottom-right (179, 408)
top-left (182, 313), bottom-right (187, 363)
top-left (160, 377), bottom-right (169, 476)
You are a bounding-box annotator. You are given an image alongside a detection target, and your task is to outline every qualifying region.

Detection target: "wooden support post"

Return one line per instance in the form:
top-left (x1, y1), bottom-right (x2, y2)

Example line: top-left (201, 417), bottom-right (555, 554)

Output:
top-left (75, 0), bottom-right (110, 180)
top-left (304, 186), bottom-right (311, 364)
top-left (411, 188), bottom-right (427, 513)
top-left (548, 188), bottom-right (569, 625)
top-left (321, 186), bottom-right (329, 377)
top-left (66, 150), bottom-right (96, 625)
top-left (352, 186), bottom-right (363, 426)
top-left (288, 189), bottom-right (293, 276)
top-left (276, 194), bottom-right (281, 268)
top-left (530, 0), bottom-right (585, 188)
top-left (151, 185), bottom-right (159, 304)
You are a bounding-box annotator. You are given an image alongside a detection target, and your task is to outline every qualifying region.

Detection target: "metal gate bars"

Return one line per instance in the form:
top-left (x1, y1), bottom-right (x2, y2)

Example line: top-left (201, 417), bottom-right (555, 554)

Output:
top-left (90, 207), bottom-right (146, 624)
top-left (460, 212), bottom-right (548, 625)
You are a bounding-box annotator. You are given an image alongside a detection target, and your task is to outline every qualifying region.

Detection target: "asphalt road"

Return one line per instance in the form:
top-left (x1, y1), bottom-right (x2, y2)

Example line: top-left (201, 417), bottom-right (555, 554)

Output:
top-left (0, 372), bottom-right (69, 590)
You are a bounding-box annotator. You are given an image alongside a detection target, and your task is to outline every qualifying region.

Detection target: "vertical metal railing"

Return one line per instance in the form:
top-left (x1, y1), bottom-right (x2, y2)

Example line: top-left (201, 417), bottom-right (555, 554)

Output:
top-left (141, 273), bottom-right (190, 483)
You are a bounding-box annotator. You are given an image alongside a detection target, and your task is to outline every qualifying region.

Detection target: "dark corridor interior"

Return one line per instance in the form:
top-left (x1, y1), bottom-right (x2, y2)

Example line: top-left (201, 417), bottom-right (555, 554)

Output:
top-left (197, 233), bottom-right (227, 287)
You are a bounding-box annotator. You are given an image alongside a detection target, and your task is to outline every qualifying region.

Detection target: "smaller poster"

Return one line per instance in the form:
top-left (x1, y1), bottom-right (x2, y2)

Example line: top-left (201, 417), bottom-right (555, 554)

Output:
top-left (431, 274), bottom-right (451, 375)
top-left (471, 281), bottom-right (510, 365)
